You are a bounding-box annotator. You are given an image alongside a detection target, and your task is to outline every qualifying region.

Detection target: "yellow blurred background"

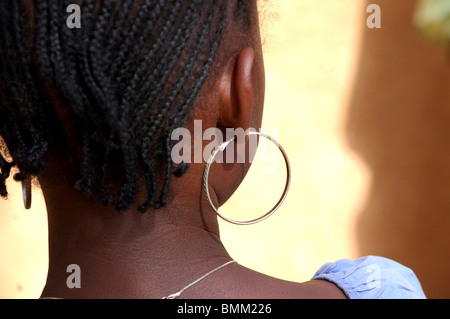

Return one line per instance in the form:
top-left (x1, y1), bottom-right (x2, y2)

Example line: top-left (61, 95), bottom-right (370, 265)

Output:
top-left (1, 0), bottom-right (449, 298)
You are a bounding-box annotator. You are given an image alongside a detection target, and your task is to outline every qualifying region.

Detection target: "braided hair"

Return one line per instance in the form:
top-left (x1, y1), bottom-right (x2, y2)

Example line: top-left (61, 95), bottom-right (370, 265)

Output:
top-left (0, 0), bottom-right (253, 212)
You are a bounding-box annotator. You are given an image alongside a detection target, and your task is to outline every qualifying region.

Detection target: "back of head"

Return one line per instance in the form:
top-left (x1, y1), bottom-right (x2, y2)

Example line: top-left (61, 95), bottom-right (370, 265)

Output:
top-left (0, 0), bottom-right (255, 213)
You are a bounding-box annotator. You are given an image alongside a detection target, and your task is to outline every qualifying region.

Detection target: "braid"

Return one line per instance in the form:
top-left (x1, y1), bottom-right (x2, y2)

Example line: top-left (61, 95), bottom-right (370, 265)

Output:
top-left (0, 1), bottom-right (50, 196)
top-left (154, 0), bottom-right (227, 208)
top-left (0, 0), bottom-right (252, 212)
top-left (151, 0), bottom-right (229, 209)
top-left (138, 0), bottom-right (219, 147)
top-left (135, 0), bottom-right (221, 209)
top-left (0, 156), bottom-right (14, 198)
top-left (130, 0), bottom-right (206, 129)
top-left (111, 0), bottom-right (164, 88)
top-left (137, 157), bottom-right (157, 213)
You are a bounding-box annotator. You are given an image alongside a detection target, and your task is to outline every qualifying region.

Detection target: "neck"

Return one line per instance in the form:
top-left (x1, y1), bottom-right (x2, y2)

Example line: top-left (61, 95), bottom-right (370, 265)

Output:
top-left (38, 166), bottom-right (232, 299)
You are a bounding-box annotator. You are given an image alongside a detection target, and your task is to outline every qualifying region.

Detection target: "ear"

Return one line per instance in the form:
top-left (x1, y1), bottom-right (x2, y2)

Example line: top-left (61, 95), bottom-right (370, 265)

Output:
top-left (217, 47), bottom-right (256, 131)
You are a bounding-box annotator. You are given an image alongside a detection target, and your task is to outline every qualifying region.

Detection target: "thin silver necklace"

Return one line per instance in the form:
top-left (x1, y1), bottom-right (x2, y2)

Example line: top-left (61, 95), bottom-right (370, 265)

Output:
top-left (162, 260), bottom-right (236, 299)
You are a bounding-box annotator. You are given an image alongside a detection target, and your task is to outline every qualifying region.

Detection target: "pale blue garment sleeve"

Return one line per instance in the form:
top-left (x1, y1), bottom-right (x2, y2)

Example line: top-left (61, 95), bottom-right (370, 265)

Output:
top-left (311, 255), bottom-right (426, 299)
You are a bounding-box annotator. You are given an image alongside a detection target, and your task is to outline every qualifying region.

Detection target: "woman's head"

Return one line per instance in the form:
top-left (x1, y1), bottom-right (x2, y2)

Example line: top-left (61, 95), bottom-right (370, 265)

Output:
top-left (0, 0), bottom-right (264, 213)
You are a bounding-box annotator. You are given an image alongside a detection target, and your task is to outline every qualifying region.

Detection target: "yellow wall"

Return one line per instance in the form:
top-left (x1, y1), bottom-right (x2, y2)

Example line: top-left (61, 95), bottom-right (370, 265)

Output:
top-left (0, 180), bottom-right (48, 298)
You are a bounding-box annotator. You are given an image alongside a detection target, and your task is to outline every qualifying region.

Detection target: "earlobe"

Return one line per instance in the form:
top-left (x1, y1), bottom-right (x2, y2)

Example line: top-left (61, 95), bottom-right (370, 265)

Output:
top-left (218, 47), bottom-right (255, 130)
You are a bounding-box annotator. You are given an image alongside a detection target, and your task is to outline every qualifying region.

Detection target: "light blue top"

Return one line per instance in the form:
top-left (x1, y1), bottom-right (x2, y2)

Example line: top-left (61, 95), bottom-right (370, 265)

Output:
top-left (311, 255), bottom-right (426, 299)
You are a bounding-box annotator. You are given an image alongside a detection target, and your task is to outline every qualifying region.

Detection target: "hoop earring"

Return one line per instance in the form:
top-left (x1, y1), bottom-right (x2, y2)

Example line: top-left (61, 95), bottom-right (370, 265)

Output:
top-left (22, 178), bottom-right (31, 210)
top-left (203, 131), bottom-right (291, 225)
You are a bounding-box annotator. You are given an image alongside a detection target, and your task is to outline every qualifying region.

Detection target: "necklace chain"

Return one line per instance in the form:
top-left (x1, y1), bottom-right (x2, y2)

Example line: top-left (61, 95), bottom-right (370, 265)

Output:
top-left (162, 260), bottom-right (236, 299)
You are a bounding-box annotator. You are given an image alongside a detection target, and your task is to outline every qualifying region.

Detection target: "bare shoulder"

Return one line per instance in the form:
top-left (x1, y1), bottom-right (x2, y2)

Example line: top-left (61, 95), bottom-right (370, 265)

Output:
top-left (298, 279), bottom-right (347, 299)
top-left (261, 277), bottom-right (348, 299)
top-left (209, 263), bottom-right (348, 299)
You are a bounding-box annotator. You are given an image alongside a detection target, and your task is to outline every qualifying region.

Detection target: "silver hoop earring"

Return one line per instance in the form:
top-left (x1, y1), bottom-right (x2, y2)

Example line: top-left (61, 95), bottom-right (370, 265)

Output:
top-left (22, 178), bottom-right (31, 210)
top-left (203, 131), bottom-right (291, 225)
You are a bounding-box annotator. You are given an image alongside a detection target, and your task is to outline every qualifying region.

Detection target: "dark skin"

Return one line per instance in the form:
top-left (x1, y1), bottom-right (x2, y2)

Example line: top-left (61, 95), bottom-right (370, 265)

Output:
top-left (38, 2), bottom-right (346, 299)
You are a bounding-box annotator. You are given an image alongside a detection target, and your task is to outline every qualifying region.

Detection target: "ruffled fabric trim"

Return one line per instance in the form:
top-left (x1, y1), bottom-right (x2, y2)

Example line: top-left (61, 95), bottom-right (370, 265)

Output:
top-left (311, 256), bottom-right (426, 299)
